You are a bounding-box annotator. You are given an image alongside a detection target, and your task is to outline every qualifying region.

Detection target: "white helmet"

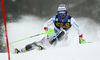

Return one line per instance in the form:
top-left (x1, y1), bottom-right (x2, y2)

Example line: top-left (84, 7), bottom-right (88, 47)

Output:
top-left (57, 4), bottom-right (67, 14)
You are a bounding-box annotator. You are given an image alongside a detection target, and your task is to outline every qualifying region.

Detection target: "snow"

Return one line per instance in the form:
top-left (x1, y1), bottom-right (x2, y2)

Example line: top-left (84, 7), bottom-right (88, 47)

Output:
top-left (1, 15), bottom-right (100, 60)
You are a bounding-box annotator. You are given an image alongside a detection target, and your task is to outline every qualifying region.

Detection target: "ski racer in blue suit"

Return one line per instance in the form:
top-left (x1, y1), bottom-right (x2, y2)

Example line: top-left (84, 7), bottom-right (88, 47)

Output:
top-left (15, 4), bottom-right (86, 54)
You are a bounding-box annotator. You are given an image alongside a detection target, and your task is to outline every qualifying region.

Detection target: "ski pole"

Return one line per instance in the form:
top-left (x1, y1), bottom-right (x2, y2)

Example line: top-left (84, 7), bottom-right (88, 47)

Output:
top-left (3, 29), bottom-right (54, 46)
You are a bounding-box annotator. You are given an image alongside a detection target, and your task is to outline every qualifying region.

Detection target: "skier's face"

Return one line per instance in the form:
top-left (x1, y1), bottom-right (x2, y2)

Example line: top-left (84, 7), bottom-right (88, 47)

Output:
top-left (60, 14), bottom-right (66, 19)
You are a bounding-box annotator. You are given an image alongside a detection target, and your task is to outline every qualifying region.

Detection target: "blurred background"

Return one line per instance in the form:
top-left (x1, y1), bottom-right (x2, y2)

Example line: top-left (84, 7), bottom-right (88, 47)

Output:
top-left (0, 0), bottom-right (100, 52)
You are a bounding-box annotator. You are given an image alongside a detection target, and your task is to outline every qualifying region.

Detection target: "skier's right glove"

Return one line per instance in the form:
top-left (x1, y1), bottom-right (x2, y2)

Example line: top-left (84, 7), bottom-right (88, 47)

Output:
top-left (44, 27), bottom-right (48, 31)
top-left (79, 38), bottom-right (86, 44)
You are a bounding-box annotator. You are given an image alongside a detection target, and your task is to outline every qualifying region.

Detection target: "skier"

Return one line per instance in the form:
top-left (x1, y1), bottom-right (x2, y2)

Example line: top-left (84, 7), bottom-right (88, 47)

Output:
top-left (15, 4), bottom-right (86, 54)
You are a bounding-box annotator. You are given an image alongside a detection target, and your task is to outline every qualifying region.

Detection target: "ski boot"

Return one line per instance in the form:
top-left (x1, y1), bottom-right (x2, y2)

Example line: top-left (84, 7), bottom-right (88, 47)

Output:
top-left (20, 42), bottom-right (44, 52)
top-left (32, 42), bottom-right (44, 50)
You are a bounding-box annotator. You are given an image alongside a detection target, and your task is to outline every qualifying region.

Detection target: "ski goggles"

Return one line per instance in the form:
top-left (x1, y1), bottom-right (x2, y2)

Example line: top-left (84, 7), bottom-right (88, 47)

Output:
top-left (58, 11), bottom-right (66, 14)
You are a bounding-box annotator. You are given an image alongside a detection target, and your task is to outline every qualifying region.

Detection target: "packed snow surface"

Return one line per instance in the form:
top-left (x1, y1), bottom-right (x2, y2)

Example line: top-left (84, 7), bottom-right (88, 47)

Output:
top-left (1, 15), bottom-right (100, 60)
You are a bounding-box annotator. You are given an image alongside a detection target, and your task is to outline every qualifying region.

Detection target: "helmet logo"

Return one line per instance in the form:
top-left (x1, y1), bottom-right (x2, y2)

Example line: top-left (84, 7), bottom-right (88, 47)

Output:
top-left (58, 7), bottom-right (66, 11)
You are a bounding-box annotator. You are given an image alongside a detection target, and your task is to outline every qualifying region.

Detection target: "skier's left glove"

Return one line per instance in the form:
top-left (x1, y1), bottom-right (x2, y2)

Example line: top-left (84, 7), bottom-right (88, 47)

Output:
top-left (79, 37), bottom-right (86, 44)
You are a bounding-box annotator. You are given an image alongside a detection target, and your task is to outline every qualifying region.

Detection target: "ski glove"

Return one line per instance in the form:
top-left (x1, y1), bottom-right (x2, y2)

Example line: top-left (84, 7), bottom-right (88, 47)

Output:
top-left (79, 38), bottom-right (86, 44)
top-left (44, 27), bottom-right (48, 31)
